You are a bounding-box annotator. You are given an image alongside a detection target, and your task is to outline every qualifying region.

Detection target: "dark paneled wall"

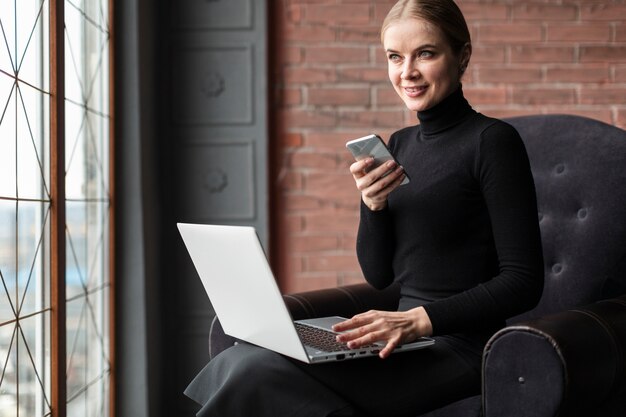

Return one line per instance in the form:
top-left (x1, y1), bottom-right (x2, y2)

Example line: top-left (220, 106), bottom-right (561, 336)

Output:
top-left (158, 1), bottom-right (268, 416)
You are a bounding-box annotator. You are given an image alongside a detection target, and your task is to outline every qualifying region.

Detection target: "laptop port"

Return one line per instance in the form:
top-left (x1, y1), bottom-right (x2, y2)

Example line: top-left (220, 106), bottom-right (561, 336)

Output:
top-left (336, 354), bottom-right (345, 360)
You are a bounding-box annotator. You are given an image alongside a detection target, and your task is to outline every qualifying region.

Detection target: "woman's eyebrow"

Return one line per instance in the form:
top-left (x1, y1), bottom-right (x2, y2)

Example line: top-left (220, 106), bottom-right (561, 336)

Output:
top-left (385, 43), bottom-right (438, 54)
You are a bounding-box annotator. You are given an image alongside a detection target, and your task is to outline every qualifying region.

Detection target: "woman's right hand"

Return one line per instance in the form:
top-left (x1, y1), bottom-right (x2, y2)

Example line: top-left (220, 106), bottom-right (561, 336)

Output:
top-left (350, 158), bottom-right (406, 211)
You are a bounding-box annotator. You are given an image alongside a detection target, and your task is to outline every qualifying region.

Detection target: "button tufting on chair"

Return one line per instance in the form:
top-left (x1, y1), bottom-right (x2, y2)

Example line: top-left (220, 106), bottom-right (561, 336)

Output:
top-left (552, 263), bottom-right (563, 274)
top-left (577, 208), bottom-right (588, 220)
top-left (555, 163), bottom-right (566, 175)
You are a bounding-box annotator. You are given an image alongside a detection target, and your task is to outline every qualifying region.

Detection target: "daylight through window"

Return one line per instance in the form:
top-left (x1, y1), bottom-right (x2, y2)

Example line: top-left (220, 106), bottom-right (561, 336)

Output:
top-left (0, 1), bottom-right (112, 416)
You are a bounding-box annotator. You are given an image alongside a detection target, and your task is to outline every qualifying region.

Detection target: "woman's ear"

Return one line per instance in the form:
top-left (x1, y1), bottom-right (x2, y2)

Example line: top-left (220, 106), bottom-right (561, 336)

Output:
top-left (459, 43), bottom-right (472, 74)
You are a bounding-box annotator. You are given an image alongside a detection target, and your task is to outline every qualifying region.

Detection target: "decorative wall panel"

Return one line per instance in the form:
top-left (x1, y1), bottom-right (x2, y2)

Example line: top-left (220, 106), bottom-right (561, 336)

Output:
top-left (172, 45), bottom-right (254, 125)
top-left (177, 141), bottom-right (256, 220)
top-left (167, 2), bottom-right (267, 414)
top-left (173, 0), bottom-right (253, 30)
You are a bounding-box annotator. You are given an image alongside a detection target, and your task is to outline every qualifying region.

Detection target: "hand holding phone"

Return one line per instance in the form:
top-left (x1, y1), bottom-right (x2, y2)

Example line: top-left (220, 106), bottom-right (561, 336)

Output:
top-left (346, 134), bottom-right (410, 185)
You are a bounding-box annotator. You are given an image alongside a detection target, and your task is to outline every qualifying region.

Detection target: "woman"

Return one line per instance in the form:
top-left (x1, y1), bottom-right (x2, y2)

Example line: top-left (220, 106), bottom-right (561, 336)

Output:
top-left (184, 0), bottom-right (544, 416)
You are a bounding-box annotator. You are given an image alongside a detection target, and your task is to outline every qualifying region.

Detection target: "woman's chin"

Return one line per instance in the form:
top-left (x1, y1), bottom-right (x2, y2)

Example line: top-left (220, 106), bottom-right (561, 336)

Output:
top-left (404, 100), bottom-right (429, 112)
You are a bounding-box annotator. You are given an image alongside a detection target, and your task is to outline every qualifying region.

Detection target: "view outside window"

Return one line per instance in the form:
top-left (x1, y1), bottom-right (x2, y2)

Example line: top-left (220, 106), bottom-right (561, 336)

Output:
top-left (64, 0), bottom-right (111, 416)
top-left (0, 1), bottom-right (111, 416)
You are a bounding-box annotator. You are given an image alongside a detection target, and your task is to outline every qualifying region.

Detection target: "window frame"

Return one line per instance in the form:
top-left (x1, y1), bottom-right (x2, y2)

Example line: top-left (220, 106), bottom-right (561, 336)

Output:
top-left (0, 0), bottom-right (114, 414)
top-left (49, 1), bottom-right (115, 416)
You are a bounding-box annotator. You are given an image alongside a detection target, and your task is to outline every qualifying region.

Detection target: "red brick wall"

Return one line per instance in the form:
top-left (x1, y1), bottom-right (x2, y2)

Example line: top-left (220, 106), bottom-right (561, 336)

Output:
top-left (269, 0), bottom-right (626, 293)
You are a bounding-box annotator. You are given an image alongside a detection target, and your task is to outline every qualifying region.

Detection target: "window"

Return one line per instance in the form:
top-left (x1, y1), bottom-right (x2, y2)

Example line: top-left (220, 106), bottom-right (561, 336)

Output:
top-left (0, 1), bottom-right (113, 416)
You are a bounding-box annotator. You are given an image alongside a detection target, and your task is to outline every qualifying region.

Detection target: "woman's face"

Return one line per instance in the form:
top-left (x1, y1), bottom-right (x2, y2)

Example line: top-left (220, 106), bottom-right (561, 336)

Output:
top-left (383, 18), bottom-right (469, 112)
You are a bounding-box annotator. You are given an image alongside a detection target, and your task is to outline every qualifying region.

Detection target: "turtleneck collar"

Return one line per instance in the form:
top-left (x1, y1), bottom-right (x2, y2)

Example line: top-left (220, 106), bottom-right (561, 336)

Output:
top-left (416, 85), bottom-right (474, 137)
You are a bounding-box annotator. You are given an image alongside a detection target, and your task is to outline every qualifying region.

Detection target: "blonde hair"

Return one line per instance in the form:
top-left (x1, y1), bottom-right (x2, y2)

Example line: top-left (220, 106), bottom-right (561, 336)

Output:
top-left (381, 0), bottom-right (471, 58)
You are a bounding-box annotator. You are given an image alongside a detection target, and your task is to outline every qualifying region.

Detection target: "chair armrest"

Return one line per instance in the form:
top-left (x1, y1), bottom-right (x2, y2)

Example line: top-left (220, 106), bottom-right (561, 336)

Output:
top-left (208, 283), bottom-right (400, 360)
top-left (483, 294), bottom-right (626, 417)
top-left (282, 282), bottom-right (401, 320)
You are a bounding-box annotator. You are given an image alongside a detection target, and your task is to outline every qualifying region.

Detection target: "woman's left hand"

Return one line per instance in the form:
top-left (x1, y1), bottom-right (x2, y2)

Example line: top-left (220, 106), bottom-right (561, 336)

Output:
top-left (332, 307), bottom-right (433, 359)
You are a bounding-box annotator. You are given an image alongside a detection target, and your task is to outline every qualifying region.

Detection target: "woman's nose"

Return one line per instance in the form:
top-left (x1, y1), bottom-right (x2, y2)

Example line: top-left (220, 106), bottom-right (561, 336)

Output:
top-left (401, 61), bottom-right (419, 80)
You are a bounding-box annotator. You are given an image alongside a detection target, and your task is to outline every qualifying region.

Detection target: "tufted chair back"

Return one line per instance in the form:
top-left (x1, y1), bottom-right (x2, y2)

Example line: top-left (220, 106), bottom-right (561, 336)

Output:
top-left (505, 115), bottom-right (626, 324)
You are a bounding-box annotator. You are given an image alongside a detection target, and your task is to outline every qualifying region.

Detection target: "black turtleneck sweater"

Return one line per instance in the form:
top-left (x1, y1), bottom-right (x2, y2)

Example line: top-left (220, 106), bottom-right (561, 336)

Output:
top-left (356, 87), bottom-right (544, 348)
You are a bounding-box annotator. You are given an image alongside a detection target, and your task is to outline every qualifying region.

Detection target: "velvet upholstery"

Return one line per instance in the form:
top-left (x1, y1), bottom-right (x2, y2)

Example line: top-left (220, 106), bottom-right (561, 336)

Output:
top-left (207, 115), bottom-right (626, 416)
top-left (483, 295), bottom-right (626, 417)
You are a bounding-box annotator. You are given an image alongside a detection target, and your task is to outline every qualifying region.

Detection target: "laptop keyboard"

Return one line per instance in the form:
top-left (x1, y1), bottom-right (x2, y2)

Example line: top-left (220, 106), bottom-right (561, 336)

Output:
top-left (294, 322), bottom-right (349, 352)
top-left (294, 322), bottom-right (361, 352)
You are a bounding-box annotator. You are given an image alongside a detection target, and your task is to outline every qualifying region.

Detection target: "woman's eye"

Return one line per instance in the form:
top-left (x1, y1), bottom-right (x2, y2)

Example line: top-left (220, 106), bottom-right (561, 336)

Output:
top-left (418, 50), bottom-right (434, 59)
top-left (388, 54), bottom-right (401, 62)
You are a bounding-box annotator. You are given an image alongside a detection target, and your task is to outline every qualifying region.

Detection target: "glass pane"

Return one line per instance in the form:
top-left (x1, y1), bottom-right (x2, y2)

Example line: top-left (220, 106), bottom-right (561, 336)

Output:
top-left (0, 200), bottom-right (17, 323)
top-left (83, 114), bottom-right (109, 201)
top-left (18, 313), bottom-right (52, 417)
top-left (65, 65), bottom-right (110, 201)
top-left (65, 90), bottom-right (110, 201)
top-left (87, 371), bottom-right (110, 417)
top-left (0, 280), bottom-right (14, 327)
top-left (67, 387), bottom-right (86, 417)
top-left (66, 201), bottom-right (87, 300)
top-left (0, 76), bottom-right (17, 199)
top-left (17, 202), bottom-right (50, 318)
top-left (66, 202), bottom-right (110, 384)
top-left (66, 295), bottom-right (86, 401)
top-left (67, 372), bottom-right (110, 417)
top-left (15, 0), bottom-right (48, 91)
top-left (65, 0), bottom-right (111, 413)
top-left (65, 100), bottom-right (87, 201)
top-left (84, 15), bottom-right (109, 117)
top-left (16, 83), bottom-right (49, 200)
top-left (0, 314), bottom-right (51, 417)
top-left (0, 324), bottom-right (18, 416)
top-left (17, 328), bottom-right (37, 417)
top-left (0, 1), bottom-right (17, 74)
top-left (16, 201), bottom-right (41, 317)
top-left (66, 288), bottom-right (110, 417)
top-left (64, 4), bottom-right (85, 106)
top-left (0, 2), bottom-right (50, 417)
top-left (66, 200), bottom-right (109, 296)
top-left (98, 285), bottom-right (110, 363)
top-left (85, 203), bottom-right (108, 291)
top-left (66, 288), bottom-right (109, 396)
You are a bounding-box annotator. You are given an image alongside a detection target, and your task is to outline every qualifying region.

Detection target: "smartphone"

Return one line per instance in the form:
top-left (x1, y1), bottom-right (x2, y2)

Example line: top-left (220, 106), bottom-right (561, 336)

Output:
top-left (345, 134), bottom-right (409, 185)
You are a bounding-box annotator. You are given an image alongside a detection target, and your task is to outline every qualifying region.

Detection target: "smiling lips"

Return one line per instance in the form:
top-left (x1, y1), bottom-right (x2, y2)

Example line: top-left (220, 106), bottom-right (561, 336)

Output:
top-left (404, 85), bottom-right (427, 98)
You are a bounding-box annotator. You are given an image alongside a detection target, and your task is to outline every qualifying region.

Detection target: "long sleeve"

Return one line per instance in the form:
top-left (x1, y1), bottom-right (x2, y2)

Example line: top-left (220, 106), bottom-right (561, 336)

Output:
top-left (356, 202), bottom-right (396, 289)
top-left (422, 123), bottom-right (544, 335)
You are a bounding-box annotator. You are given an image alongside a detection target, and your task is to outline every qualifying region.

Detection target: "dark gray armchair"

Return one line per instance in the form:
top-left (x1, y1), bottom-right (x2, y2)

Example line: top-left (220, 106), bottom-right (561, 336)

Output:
top-left (208, 115), bottom-right (626, 417)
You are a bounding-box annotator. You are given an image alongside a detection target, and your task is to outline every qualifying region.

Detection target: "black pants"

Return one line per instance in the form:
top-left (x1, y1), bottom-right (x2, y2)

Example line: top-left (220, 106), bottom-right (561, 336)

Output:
top-left (184, 337), bottom-right (481, 417)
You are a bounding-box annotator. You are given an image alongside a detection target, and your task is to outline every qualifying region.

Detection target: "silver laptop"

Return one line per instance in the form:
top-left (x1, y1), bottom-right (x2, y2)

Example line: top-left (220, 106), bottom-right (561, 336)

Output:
top-left (177, 223), bottom-right (434, 364)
